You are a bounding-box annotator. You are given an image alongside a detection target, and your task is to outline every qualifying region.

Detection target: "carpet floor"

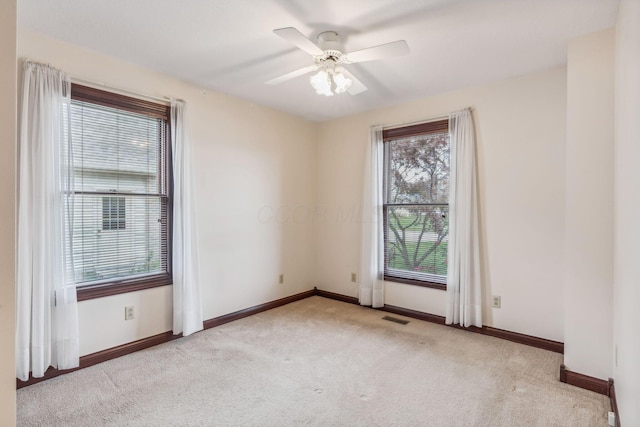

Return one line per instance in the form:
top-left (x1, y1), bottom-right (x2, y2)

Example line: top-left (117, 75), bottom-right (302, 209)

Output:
top-left (17, 296), bottom-right (610, 426)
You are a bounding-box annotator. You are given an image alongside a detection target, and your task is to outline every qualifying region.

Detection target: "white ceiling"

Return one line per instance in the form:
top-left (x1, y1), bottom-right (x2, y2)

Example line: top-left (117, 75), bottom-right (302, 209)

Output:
top-left (18, 0), bottom-right (619, 122)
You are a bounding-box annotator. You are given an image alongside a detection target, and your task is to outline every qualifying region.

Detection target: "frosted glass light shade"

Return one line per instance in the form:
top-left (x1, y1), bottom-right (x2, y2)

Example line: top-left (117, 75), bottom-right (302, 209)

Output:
top-left (310, 70), bottom-right (333, 96)
top-left (333, 71), bottom-right (352, 94)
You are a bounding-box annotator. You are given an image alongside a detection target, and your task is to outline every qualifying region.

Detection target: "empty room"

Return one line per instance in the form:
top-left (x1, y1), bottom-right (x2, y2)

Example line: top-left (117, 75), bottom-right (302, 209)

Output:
top-left (1, 0), bottom-right (639, 425)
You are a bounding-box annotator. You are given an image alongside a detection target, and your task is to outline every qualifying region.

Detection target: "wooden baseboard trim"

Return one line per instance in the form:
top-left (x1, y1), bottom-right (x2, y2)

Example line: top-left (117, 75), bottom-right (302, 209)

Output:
top-left (381, 304), bottom-right (447, 325)
top-left (313, 288), bottom-right (359, 305)
top-left (18, 289), bottom-right (316, 389)
top-left (203, 289), bottom-right (316, 329)
top-left (312, 289), bottom-right (564, 354)
top-left (17, 331), bottom-right (179, 388)
top-left (469, 325), bottom-right (564, 354)
top-left (381, 304), bottom-right (564, 354)
top-left (609, 378), bottom-right (621, 427)
top-left (559, 364), bottom-right (609, 396)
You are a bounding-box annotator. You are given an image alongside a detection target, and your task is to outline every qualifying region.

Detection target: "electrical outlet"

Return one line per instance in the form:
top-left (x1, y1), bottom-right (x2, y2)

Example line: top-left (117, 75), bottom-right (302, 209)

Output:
top-left (279, 274), bottom-right (284, 284)
top-left (492, 296), bottom-right (501, 308)
top-left (125, 306), bottom-right (135, 320)
top-left (351, 272), bottom-right (357, 283)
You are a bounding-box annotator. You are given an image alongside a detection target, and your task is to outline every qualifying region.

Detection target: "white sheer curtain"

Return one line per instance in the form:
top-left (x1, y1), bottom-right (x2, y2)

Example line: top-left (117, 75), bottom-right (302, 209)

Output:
top-left (359, 126), bottom-right (385, 308)
top-left (171, 100), bottom-right (204, 336)
top-left (445, 108), bottom-right (482, 327)
top-left (16, 61), bottom-right (79, 381)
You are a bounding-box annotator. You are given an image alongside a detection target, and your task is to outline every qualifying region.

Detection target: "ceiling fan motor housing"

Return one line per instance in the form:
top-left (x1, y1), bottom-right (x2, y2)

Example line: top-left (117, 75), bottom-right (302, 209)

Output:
top-left (315, 31), bottom-right (347, 64)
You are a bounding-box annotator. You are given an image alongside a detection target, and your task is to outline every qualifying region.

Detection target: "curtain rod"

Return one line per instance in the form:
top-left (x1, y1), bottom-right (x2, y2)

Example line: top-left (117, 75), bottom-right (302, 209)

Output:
top-left (22, 58), bottom-right (184, 105)
top-left (70, 76), bottom-right (181, 105)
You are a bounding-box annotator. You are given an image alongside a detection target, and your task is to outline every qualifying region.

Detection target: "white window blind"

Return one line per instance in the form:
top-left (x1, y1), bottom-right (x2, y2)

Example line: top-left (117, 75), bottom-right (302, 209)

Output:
top-left (383, 120), bottom-right (450, 285)
top-left (69, 87), bottom-right (169, 288)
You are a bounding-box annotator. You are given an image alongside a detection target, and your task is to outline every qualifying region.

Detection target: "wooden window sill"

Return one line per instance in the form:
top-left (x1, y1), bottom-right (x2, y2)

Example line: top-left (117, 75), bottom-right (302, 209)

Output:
top-left (76, 274), bottom-right (171, 301)
top-left (383, 275), bottom-right (446, 291)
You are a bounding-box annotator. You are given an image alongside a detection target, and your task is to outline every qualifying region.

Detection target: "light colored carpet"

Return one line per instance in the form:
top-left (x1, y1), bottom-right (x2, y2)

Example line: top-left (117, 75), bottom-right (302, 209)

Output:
top-left (17, 296), bottom-right (610, 426)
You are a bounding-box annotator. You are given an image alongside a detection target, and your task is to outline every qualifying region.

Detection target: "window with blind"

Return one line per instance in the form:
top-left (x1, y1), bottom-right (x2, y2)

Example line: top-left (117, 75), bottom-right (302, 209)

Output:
top-left (383, 119), bottom-right (450, 290)
top-left (70, 84), bottom-right (171, 300)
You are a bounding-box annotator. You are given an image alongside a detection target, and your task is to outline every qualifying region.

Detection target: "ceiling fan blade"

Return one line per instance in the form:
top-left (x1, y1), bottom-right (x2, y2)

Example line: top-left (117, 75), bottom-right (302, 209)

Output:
top-left (346, 40), bottom-right (410, 63)
top-left (265, 64), bottom-right (318, 85)
top-left (273, 27), bottom-right (324, 56)
top-left (340, 69), bottom-right (368, 95)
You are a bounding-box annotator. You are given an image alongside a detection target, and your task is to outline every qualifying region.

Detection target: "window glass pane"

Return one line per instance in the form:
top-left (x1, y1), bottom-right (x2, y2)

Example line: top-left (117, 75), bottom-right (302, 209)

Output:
top-left (386, 132), bottom-right (449, 204)
top-left (73, 194), bottom-right (163, 283)
top-left (70, 102), bottom-right (162, 194)
top-left (385, 205), bottom-right (448, 282)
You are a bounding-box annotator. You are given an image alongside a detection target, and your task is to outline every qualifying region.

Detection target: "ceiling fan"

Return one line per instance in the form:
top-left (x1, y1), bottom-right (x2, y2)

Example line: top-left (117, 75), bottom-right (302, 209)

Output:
top-left (265, 27), bottom-right (410, 96)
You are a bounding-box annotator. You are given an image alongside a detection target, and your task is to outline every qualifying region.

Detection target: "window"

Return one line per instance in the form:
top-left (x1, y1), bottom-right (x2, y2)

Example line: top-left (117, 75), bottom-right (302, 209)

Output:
top-left (102, 196), bottom-right (126, 230)
top-left (70, 85), bottom-right (171, 300)
top-left (383, 120), bottom-right (450, 289)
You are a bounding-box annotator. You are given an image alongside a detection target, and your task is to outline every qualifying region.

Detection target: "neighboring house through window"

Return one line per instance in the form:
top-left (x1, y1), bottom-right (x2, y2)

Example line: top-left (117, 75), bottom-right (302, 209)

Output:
top-left (70, 84), bottom-right (171, 300)
top-left (102, 196), bottom-right (126, 230)
top-left (383, 119), bottom-right (450, 289)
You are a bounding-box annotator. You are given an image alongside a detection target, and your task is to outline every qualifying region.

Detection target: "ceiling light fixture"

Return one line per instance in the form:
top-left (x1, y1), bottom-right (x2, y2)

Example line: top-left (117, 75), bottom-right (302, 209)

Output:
top-left (309, 64), bottom-right (352, 96)
top-left (267, 27), bottom-right (410, 98)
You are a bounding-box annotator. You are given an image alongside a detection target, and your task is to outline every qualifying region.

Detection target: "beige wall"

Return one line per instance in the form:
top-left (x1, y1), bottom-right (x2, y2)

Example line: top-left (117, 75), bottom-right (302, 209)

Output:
top-left (614, 1), bottom-right (640, 424)
top-left (18, 29), bottom-right (318, 356)
top-left (563, 29), bottom-right (614, 381)
top-left (0, 0), bottom-right (16, 425)
top-left (316, 67), bottom-right (567, 342)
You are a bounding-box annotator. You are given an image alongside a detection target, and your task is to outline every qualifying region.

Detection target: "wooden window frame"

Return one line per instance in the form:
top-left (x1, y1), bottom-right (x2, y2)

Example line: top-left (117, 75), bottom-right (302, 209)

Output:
top-left (382, 119), bottom-right (449, 291)
top-left (71, 84), bottom-right (173, 301)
